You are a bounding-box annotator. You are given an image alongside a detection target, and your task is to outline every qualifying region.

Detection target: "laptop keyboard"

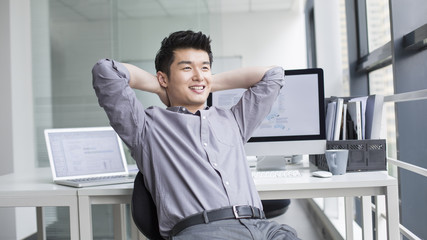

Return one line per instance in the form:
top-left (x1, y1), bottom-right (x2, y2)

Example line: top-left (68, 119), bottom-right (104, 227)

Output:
top-left (70, 176), bottom-right (129, 182)
top-left (251, 170), bottom-right (302, 179)
top-left (69, 175), bottom-right (134, 184)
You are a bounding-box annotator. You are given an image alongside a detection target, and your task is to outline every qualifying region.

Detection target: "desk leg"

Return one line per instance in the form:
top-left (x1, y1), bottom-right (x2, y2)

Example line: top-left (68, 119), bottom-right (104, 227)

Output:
top-left (344, 197), bottom-right (354, 240)
top-left (375, 196), bottom-right (387, 239)
top-left (113, 204), bottom-right (127, 240)
top-left (361, 196), bottom-right (373, 240)
top-left (36, 207), bottom-right (46, 240)
top-left (386, 185), bottom-right (400, 240)
top-left (78, 195), bottom-right (93, 240)
top-left (69, 200), bottom-right (80, 240)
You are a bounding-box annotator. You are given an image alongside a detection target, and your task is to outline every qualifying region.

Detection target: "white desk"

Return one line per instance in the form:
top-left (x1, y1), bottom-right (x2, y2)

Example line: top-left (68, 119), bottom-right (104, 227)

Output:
top-left (0, 168), bottom-right (79, 240)
top-left (77, 167), bottom-right (399, 240)
top-left (78, 183), bottom-right (134, 240)
top-left (255, 169), bottom-right (399, 240)
top-left (0, 167), bottom-right (399, 240)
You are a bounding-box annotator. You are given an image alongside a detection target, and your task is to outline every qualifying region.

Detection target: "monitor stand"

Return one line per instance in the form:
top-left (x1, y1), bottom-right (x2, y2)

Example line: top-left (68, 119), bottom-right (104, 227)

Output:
top-left (255, 155), bottom-right (305, 171)
top-left (256, 156), bottom-right (289, 171)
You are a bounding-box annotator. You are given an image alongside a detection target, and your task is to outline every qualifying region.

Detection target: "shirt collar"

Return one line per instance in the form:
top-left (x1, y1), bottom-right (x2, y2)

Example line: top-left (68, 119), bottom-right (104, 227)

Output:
top-left (166, 106), bottom-right (210, 115)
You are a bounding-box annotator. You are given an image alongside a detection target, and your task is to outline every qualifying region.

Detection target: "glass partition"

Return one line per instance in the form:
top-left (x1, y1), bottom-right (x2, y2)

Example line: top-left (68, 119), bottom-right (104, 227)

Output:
top-left (32, 1), bottom-right (213, 238)
top-left (33, 0), bottom-right (213, 167)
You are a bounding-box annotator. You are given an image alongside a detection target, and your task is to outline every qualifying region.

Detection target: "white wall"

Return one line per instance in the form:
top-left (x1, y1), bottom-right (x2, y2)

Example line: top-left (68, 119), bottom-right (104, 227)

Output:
top-left (114, 9), bottom-right (307, 107)
top-left (314, 0), bottom-right (344, 97)
top-left (117, 10), bottom-right (306, 68)
top-left (212, 10), bottom-right (307, 69)
top-left (0, 0), bottom-right (38, 239)
top-left (0, 0), bottom-right (14, 177)
top-left (0, 3), bottom-right (16, 237)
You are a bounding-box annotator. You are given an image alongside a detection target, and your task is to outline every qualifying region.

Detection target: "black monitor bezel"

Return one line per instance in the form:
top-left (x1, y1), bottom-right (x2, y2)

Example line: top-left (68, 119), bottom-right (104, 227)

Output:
top-left (207, 68), bottom-right (326, 143)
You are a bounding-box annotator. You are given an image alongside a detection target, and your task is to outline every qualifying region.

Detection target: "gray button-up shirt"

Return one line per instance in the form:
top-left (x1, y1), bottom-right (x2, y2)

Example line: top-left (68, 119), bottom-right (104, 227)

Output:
top-left (92, 59), bottom-right (284, 237)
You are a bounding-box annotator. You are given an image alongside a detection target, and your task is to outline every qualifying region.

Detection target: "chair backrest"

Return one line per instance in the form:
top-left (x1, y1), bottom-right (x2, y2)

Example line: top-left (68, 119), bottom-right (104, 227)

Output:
top-left (131, 171), bottom-right (163, 240)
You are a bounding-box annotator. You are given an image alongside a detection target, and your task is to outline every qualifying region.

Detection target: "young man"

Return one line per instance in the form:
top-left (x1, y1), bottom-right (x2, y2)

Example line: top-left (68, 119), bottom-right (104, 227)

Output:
top-left (92, 30), bottom-right (299, 239)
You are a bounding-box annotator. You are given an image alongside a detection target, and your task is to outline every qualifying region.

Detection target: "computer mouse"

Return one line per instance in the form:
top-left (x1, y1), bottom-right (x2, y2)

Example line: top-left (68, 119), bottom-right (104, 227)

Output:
top-left (312, 171), bottom-right (333, 178)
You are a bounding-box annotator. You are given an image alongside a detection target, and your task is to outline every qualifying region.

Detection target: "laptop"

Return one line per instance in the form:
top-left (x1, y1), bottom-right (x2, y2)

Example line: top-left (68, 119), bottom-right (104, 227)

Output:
top-left (44, 127), bottom-right (135, 188)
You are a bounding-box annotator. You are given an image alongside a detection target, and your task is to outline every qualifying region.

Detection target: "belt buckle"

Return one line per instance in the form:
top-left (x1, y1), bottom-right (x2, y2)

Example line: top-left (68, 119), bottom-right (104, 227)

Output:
top-left (232, 205), bottom-right (250, 219)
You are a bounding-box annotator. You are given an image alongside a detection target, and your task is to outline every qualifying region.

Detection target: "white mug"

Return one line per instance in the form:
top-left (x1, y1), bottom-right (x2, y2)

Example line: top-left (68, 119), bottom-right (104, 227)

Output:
top-left (325, 149), bottom-right (349, 175)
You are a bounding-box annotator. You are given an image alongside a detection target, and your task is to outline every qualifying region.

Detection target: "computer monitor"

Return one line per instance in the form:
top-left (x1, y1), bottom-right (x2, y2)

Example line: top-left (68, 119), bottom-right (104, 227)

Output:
top-left (208, 68), bottom-right (326, 158)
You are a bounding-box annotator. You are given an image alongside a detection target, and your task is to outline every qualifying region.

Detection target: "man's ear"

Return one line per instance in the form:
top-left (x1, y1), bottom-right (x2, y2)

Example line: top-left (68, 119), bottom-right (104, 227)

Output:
top-left (157, 71), bottom-right (168, 88)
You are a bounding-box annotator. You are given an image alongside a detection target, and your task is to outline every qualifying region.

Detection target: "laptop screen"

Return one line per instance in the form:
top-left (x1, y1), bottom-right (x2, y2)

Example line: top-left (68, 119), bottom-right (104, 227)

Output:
top-left (45, 127), bottom-right (127, 179)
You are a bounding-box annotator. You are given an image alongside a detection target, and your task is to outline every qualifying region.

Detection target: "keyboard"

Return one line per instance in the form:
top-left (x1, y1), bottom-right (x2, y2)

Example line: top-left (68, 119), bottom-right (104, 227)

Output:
top-left (56, 175), bottom-right (135, 188)
top-left (251, 170), bottom-right (302, 179)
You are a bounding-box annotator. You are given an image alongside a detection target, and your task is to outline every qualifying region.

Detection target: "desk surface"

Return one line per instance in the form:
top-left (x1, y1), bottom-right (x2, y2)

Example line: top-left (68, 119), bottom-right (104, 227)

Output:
top-left (0, 168), bottom-right (80, 239)
top-left (0, 168), bottom-right (77, 199)
top-left (0, 166), bottom-right (397, 198)
top-left (255, 169), bottom-right (396, 200)
top-left (0, 166), bottom-right (399, 240)
top-left (255, 168), bottom-right (396, 190)
top-left (76, 167), bottom-right (397, 198)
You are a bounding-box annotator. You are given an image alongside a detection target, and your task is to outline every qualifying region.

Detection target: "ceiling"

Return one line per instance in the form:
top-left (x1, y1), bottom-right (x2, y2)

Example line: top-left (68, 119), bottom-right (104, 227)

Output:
top-left (50, 0), bottom-right (302, 21)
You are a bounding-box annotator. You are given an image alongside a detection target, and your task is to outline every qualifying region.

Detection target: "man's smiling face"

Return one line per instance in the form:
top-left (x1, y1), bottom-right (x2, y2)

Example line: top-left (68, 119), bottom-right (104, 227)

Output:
top-left (158, 48), bottom-right (212, 113)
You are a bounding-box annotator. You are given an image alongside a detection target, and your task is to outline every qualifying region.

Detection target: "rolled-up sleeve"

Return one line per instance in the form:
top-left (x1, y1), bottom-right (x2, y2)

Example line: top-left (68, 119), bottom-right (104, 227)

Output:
top-left (232, 66), bottom-right (285, 142)
top-left (92, 59), bottom-right (145, 149)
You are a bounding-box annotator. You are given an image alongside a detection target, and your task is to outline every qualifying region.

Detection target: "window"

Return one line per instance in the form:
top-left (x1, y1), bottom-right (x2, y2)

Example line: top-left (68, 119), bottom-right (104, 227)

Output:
top-left (346, 0), bottom-right (427, 238)
top-left (365, 0), bottom-right (397, 166)
top-left (366, 0), bottom-right (391, 52)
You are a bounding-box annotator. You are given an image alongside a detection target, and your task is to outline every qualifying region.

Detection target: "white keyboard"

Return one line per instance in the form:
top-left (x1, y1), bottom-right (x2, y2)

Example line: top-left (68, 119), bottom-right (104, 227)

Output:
top-left (251, 170), bottom-right (302, 179)
top-left (58, 175), bottom-right (135, 187)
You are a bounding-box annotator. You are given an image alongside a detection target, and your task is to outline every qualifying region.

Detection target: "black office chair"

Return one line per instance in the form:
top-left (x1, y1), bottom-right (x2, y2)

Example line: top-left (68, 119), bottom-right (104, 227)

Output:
top-left (262, 199), bottom-right (291, 219)
top-left (131, 171), bottom-right (163, 240)
top-left (131, 171), bottom-right (289, 239)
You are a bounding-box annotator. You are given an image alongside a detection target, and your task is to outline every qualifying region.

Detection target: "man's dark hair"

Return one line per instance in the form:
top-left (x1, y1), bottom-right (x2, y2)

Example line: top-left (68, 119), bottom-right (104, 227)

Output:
top-left (155, 30), bottom-right (213, 77)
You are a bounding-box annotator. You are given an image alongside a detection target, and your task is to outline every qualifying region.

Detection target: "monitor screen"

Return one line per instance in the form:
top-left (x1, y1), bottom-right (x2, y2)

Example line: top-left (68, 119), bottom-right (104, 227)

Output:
top-left (208, 68), bottom-right (326, 157)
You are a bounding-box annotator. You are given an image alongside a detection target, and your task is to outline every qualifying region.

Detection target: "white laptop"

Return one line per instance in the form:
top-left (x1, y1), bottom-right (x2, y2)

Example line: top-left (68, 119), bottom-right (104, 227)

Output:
top-left (44, 127), bottom-right (135, 188)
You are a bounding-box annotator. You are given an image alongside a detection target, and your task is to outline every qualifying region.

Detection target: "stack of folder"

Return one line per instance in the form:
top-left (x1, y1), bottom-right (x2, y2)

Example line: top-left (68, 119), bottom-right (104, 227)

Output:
top-left (325, 95), bottom-right (384, 141)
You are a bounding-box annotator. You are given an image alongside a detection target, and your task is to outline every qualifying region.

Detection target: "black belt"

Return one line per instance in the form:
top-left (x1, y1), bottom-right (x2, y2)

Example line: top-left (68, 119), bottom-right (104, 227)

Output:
top-left (171, 205), bottom-right (266, 236)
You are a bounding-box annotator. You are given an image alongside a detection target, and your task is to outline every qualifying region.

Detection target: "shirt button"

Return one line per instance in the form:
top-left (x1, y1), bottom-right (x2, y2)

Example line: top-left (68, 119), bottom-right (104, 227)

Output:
top-left (202, 116), bottom-right (206, 120)
top-left (225, 181), bottom-right (229, 185)
top-left (203, 142), bottom-right (208, 147)
top-left (213, 163), bottom-right (218, 167)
